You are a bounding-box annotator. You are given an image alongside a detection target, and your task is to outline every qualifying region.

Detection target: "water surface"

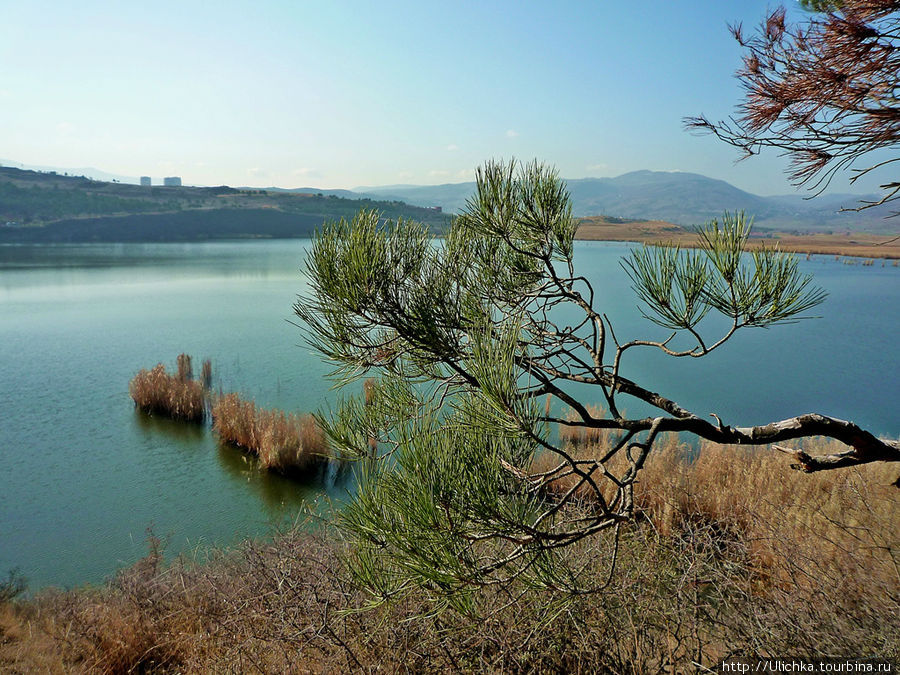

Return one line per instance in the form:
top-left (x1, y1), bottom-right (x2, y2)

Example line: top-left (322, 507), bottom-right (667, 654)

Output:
top-left (0, 241), bottom-right (896, 589)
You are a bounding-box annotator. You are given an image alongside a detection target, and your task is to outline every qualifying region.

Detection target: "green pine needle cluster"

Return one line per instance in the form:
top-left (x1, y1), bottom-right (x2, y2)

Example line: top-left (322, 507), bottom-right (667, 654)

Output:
top-left (294, 159), bottom-right (831, 607)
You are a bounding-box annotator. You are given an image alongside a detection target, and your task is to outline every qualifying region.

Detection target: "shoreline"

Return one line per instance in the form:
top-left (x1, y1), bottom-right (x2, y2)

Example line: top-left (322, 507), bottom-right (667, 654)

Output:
top-left (576, 218), bottom-right (900, 260)
top-left (1, 221), bottom-right (898, 260)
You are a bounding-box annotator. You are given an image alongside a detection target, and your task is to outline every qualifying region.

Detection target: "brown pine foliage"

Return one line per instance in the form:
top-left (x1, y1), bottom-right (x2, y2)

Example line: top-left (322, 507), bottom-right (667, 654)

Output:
top-left (687, 1), bottom-right (900, 210)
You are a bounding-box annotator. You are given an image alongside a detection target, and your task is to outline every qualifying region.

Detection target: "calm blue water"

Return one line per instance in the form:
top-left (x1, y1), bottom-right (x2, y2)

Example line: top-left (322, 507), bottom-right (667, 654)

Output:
top-left (0, 240), bottom-right (896, 590)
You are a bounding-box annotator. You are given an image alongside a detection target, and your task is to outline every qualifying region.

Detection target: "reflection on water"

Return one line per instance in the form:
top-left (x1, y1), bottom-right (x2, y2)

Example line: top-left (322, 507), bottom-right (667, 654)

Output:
top-left (0, 242), bottom-right (277, 273)
top-left (134, 400), bottom-right (351, 525)
top-left (213, 441), bottom-right (347, 515)
top-left (133, 409), bottom-right (207, 443)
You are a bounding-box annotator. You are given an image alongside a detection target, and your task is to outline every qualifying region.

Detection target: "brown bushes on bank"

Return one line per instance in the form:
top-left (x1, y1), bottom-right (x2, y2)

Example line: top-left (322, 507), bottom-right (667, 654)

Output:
top-left (129, 355), bottom-right (210, 423)
top-left (6, 394), bottom-right (895, 671)
top-left (4, 457), bottom-right (897, 675)
top-left (211, 393), bottom-right (329, 474)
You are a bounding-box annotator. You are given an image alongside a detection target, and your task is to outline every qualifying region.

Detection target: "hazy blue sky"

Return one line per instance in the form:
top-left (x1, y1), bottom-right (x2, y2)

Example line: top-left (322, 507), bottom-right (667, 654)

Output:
top-left (0, 1), bottom-right (875, 195)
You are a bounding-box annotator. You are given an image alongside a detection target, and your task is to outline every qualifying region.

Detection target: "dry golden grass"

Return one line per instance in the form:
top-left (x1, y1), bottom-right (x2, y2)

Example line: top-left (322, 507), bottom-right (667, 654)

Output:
top-left (0, 540), bottom-right (198, 674)
top-left (129, 358), bottom-right (207, 423)
top-left (534, 420), bottom-right (900, 598)
top-left (211, 392), bottom-right (329, 474)
top-left (556, 404), bottom-right (610, 450)
top-left (533, 404), bottom-right (624, 502)
top-left (576, 216), bottom-right (900, 259)
top-left (639, 438), bottom-right (899, 592)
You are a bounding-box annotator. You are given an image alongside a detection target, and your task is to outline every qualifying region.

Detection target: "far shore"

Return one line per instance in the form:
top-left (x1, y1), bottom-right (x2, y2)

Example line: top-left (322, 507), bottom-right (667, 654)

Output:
top-left (1, 211), bottom-right (897, 260)
top-left (576, 217), bottom-right (900, 260)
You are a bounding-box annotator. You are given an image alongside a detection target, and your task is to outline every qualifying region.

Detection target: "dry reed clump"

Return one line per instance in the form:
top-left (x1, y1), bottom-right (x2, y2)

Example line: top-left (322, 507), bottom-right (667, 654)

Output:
top-left (175, 353), bottom-right (193, 382)
top-left (199, 358), bottom-right (212, 390)
top-left (211, 392), bottom-right (329, 474)
top-left (129, 354), bottom-right (210, 423)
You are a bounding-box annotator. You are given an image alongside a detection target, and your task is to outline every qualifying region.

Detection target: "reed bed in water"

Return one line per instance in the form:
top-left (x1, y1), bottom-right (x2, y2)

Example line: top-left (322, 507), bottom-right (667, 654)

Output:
top-left (211, 392), bottom-right (329, 474)
top-left (130, 354), bottom-right (329, 474)
top-left (129, 354), bottom-right (211, 423)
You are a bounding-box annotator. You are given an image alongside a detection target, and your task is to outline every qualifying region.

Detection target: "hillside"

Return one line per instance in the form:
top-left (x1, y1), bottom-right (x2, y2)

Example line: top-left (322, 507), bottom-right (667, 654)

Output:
top-left (4, 164), bottom-right (898, 243)
top-left (0, 167), bottom-right (450, 242)
top-left (352, 182), bottom-right (478, 215)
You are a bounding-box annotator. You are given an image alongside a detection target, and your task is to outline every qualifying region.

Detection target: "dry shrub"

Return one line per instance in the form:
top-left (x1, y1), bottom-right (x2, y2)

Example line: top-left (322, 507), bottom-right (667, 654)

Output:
top-left (211, 393), bottom-right (329, 474)
top-left (129, 362), bottom-right (207, 423)
top-left (54, 595), bottom-right (184, 674)
top-left (4, 501), bottom-right (898, 673)
top-left (3, 526), bottom-right (666, 673)
top-left (3, 539), bottom-right (195, 674)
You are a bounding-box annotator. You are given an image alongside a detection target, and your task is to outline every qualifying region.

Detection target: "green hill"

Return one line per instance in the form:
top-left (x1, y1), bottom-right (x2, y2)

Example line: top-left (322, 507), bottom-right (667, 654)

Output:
top-left (0, 167), bottom-right (450, 242)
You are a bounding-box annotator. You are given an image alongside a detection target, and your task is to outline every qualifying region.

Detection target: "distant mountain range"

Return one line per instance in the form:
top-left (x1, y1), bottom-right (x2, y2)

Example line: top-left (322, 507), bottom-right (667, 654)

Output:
top-left (353, 171), bottom-right (897, 234)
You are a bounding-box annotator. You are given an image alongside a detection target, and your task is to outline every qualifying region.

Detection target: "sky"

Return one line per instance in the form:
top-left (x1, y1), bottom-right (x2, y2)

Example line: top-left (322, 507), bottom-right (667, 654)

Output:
top-left (0, 1), bottom-right (882, 195)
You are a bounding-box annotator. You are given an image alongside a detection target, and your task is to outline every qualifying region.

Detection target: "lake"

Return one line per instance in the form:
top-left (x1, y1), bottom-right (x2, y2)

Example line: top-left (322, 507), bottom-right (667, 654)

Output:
top-left (1, 240), bottom-right (897, 590)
